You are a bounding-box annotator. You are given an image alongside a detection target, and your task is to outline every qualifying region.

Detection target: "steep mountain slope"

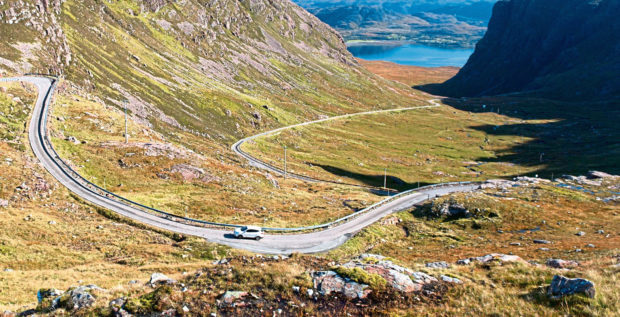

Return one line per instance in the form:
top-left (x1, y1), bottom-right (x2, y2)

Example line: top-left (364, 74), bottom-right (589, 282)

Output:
top-left (423, 0), bottom-right (620, 100)
top-left (0, 0), bottom-right (417, 147)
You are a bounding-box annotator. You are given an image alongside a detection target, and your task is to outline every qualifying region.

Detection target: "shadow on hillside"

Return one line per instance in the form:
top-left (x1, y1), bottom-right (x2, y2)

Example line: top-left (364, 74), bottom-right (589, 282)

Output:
top-left (433, 96), bottom-right (620, 178)
top-left (310, 163), bottom-right (433, 192)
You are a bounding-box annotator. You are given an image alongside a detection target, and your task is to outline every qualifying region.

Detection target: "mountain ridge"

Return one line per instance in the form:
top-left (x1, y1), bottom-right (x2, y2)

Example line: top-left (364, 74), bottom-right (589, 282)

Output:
top-left (421, 0), bottom-right (620, 101)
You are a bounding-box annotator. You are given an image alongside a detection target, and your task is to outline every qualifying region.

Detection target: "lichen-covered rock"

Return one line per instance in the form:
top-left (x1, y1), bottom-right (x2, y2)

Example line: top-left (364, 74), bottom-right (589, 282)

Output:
top-left (38, 285), bottom-right (102, 312)
top-left (548, 275), bottom-right (595, 299)
top-left (63, 285), bottom-right (102, 311)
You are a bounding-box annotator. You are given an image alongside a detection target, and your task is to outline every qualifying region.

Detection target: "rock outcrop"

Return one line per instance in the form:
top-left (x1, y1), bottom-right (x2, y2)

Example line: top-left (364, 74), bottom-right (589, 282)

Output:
top-left (421, 0), bottom-right (620, 101)
top-left (548, 275), bottom-right (595, 299)
top-left (312, 254), bottom-right (444, 299)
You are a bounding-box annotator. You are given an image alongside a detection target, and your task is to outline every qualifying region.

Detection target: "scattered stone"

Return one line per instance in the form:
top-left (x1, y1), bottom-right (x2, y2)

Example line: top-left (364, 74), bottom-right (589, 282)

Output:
top-left (182, 305), bottom-right (190, 313)
top-left (4, 268), bottom-right (14, 272)
top-left (575, 249), bottom-right (583, 253)
top-left (457, 253), bottom-right (524, 265)
top-left (456, 258), bottom-right (471, 265)
top-left (576, 231), bottom-right (586, 237)
top-left (65, 136), bottom-right (80, 145)
top-left (292, 286), bottom-right (300, 293)
top-left (23, 215), bottom-right (34, 221)
top-left (533, 239), bottom-right (551, 244)
top-left (149, 273), bottom-right (176, 286)
top-left (48, 221), bottom-right (56, 225)
top-left (220, 291), bottom-right (248, 307)
top-left (0, 199), bottom-right (8, 208)
top-left (381, 216), bottom-right (400, 226)
top-left (510, 242), bottom-right (521, 246)
top-left (109, 297), bottom-right (127, 315)
top-left (538, 248), bottom-right (550, 251)
top-left (440, 275), bottom-right (463, 284)
top-left (213, 258), bottom-right (229, 265)
top-left (306, 289), bottom-right (314, 297)
top-left (597, 230), bottom-right (605, 234)
top-left (546, 259), bottom-right (579, 269)
top-left (586, 244), bottom-right (595, 248)
top-left (96, 225), bottom-right (103, 229)
top-left (548, 275), bottom-right (595, 299)
top-left (426, 261), bottom-right (450, 269)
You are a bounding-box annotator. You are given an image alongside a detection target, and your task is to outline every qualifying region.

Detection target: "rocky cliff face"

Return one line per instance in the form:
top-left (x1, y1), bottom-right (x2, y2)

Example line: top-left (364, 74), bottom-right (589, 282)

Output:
top-left (425, 0), bottom-right (620, 100)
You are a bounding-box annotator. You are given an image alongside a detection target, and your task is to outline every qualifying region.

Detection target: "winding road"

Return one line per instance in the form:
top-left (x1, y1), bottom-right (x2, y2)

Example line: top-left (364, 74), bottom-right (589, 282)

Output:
top-left (2, 76), bottom-right (481, 254)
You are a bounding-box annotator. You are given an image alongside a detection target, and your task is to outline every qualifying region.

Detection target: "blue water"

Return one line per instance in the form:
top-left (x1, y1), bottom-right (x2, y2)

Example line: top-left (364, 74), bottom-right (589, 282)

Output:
top-left (347, 43), bottom-right (474, 67)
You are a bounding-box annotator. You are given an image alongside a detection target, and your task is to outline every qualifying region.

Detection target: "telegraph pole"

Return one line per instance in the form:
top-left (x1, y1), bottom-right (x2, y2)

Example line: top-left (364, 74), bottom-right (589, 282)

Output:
top-left (383, 168), bottom-right (387, 189)
top-left (283, 145), bottom-right (287, 180)
top-left (124, 101), bottom-right (129, 144)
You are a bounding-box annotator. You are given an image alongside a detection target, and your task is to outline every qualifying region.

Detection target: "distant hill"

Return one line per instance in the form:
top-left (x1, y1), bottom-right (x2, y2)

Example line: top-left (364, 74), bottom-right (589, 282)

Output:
top-left (421, 0), bottom-right (620, 101)
top-left (294, 0), bottom-right (496, 48)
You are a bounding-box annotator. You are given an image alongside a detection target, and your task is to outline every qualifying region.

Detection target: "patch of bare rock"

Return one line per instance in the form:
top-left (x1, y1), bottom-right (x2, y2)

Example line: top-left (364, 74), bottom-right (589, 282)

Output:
top-left (312, 254), bottom-right (441, 299)
top-left (169, 164), bottom-right (220, 183)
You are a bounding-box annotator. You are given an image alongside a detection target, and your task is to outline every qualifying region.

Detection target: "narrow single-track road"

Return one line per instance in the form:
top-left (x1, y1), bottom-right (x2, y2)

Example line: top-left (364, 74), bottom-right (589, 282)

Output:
top-left (2, 76), bottom-right (481, 254)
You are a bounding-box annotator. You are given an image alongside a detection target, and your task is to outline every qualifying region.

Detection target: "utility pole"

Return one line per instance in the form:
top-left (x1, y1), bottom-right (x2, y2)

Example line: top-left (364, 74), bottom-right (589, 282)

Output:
top-left (383, 168), bottom-right (387, 189)
top-left (283, 145), bottom-right (287, 180)
top-left (124, 101), bottom-right (129, 144)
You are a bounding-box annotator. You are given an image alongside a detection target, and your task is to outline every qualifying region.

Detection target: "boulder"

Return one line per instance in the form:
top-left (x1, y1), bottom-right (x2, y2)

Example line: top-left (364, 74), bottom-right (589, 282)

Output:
top-left (39, 285), bottom-right (102, 312)
top-left (438, 203), bottom-right (470, 217)
top-left (426, 261), bottom-right (450, 269)
top-left (440, 275), bottom-right (463, 284)
top-left (312, 271), bottom-right (370, 299)
top-left (546, 259), bottom-right (579, 269)
top-left (149, 273), bottom-right (176, 286)
top-left (533, 239), bottom-right (551, 244)
top-left (457, 253), bottom-right (524, 265)
top-left (220, 291), bottom-right (248, 307)
top-left (548, 275), bottom-right (595, 299)
top-left (63, 285), bottom-right (102, 310)
top-left (65, 136), bottom-right (80, 145)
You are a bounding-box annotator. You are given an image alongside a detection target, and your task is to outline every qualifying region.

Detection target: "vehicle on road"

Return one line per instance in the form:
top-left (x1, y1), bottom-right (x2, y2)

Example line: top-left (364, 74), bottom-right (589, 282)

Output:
top-left (233, 225), bottom-right (264, 240)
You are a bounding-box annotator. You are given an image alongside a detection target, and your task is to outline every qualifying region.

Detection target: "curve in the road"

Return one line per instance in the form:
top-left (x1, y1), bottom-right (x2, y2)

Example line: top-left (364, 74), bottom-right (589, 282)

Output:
top-left (231, 99), bottom-right (442, 189)
top-left (3, 76), bottom-right (482, 254)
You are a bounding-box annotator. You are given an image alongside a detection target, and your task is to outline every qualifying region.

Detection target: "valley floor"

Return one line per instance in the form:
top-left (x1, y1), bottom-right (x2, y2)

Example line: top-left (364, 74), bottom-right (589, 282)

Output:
top-left (0, 63), bottom-right (618, 316)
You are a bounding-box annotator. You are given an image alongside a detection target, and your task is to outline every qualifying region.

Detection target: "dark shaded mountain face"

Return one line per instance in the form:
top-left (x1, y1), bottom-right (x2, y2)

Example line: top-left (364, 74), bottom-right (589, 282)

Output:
top-left (423, 0), bottom-right (620, 101)
top-left (294, 0), bottom-right (496, 48)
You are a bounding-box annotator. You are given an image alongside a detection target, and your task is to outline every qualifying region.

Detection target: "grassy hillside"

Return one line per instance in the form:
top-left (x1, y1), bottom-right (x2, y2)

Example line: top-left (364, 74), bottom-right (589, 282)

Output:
top-left (1, 0), bottom-right (421, 144)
